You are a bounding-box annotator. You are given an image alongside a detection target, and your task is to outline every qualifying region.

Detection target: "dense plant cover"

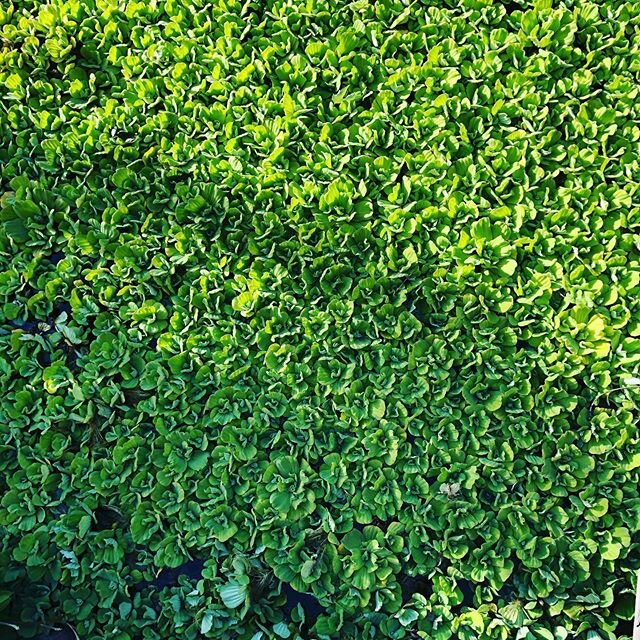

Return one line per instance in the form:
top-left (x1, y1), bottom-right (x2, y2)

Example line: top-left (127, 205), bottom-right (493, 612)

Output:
top-left (1, 0), bottom-right (640, 638)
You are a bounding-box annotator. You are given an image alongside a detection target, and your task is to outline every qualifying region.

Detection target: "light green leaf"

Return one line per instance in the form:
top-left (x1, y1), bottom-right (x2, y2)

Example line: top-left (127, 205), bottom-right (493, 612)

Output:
top-left (219, 581), bottom-right (247, 608)
top-left (600, 542), bottom-right (621, 561)
top-left (201, 612), bottom-right (214, 634)
top-left (499, 259), bottom-right (518, 276)
top-left (369, 398), bottom-right (386, 419)
top-left (78, 515), bottom-right (92, 539)
top-left (398, 609), bottom-right (419, 626)
top-left (273, 622), bottom-right (291, 638)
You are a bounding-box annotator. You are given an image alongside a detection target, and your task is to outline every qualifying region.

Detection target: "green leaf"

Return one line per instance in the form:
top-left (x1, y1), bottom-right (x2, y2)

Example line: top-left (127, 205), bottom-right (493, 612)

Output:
top-left (273, 622), bottom-right (291, 638)
top-left (219, 581), bottom-right (247, 608)
top-left (343, 529), bottom-right (362, 551)
top-left (270, 492), bottom-right (292, 513)
top-left (12, 200), bottom-right (40, 216)
top-left (4, 73), bottom-right (22, 91)
top-left (403, 246), bottom-right (418, 266)
top-left (499, 259), bottom-right (518, 276)
top-left (600, 542), bottom-right (621, 561)
top-left (613, 527), bottom-right (630, 546)
top-left (521, 10), bottom-right (538, 33)
top-left (471, 218), bottom-right (492, 242)
top-left (78, 515), bottom-right (92, 538)
top-left (369, 398), bottom-right (386, 419)
top-left (213, 521), bottom-right (238, 543)
top-left (188, 450), bottom-right (209, 471)
top-left (283, 93), bottom-right (295, 116)
top-left (111, 167), bottom-right (134, 188)
top-left (485, 392), bottom-right (503, 412)
top-left (501, 603), bottom-right (524, 626)
top-left (300, 559), bottom-right (315, 579)
top-left (398, 609), bottom-right (419, 626)
top-left (201, 612), bottom-right (214, 634)
top-left (2, 218), bottom-right (28, 242)
top-left (568, 550), bottom-right (589, 574)
top-left (352, 567), bottom-right (372, 590)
